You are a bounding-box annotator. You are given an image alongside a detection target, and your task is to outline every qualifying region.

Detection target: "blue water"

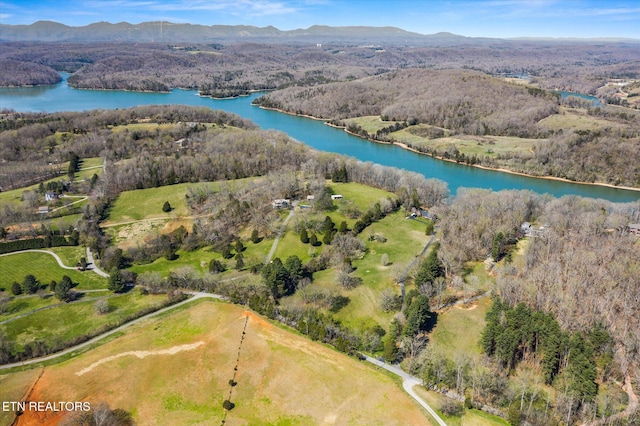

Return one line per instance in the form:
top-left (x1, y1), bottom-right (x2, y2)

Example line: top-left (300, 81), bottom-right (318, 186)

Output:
top-left (0, 75), bottom-right (637, 202)
top-left (557, 91), bottom-right (602, 107)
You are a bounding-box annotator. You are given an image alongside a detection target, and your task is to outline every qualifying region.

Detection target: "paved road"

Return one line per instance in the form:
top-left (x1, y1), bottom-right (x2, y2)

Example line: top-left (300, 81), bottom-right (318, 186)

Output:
top-left (0, 249), bottom-right (78, 270)
top-left (0, 248), bottom-right (109, 278)
top-left (86, 247), bottom-right (109, 277)
top-left (0, 292), bottom-right (224, 370)
top-left (363, 355), bottom-right (448, 426)
top-left (265, 205), bottom-right (296, 263)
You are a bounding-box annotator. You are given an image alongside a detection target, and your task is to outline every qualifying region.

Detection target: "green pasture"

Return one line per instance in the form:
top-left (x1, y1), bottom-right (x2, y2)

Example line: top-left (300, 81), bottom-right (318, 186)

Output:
top-left (327, 181), bottom-right (396, 212)
top-left (0, 290), bottom-right (169, 353)
top-left (344, 116), bottom-right (403, 133)
top-left (128, 248), bottom-right (215, 277)
top-left (414, 387), bottom-right (509, 426)
top-left (48, 246), bottom-right (87, 267)
top-left (0, 251), bottom-right (107, 290)
top-left (538, 110), bottom-right (614, 132)
top-left (429, 296), bottom-right (491, 359)
top-left (105, 183), bottom-right (194, 223)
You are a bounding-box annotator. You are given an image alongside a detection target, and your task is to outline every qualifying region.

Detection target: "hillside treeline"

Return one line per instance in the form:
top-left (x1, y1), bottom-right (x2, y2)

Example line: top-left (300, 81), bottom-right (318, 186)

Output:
top-left (0, 106), bottom-right (255, 191)
top-left (256, 69), bottom-right (559, 137)
top-left (0, 105), bottom-right (448, 242)
top-left (2, 40), bottom-right (639, 99)
top-left (0, 59), bottom-right (61, 86)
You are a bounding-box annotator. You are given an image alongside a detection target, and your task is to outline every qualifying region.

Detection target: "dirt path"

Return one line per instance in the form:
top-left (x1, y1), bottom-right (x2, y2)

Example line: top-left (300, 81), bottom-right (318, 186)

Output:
top-left (265, 206), bottom-right (296, 263)
top-left (75, 341), bottom-right (205, 376)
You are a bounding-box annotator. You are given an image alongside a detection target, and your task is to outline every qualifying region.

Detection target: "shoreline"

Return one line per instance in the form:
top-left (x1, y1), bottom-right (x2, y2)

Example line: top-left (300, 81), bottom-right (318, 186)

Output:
top-left (258, 105), bottom-right (640, 194)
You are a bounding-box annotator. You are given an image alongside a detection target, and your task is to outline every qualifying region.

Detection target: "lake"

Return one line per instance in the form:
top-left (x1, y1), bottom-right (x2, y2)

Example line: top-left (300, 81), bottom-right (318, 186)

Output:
top-left (0, 75), bottom-right (637, 203)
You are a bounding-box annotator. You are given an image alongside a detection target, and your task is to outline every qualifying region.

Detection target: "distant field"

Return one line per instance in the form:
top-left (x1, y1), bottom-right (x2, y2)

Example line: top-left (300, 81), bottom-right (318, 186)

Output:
top-left (538, 110), bottom-right (617, 132)
top-left (0, 251), bottom-right (107, 290)
top-left (2, 301), bottom-right (431, 425)
top-left (0, 290), bottom-right (169, 353)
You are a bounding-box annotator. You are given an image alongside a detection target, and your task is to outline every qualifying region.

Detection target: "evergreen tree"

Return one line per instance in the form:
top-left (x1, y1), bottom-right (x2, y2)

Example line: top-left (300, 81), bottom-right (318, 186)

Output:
top-left (402, 294), bottom-right (432, 336)
top-left (251, 229), bottom-right (260, 243)
top-left (55, 275), bottom-right (74, 302)
top-left (261, 258), bottom-right (290, 299)
top-left (209, 259), bottom-right (225, 273)
top-left (162, 201), bottom-right (172, 212)
top-left (108, 269), bottom-right (126, 293)
top-left (323, 215), bottom-right (335, 233)
top-left (300, 228), bottom-right (309, 244)
top-left (425, 220), bottom-right (435, 235)
top-left (284, 255), bottom-right (304, 287)
top-left (22, 274), bottom-right (40, 294)
top-left (382, 318), bottom-right (402, 362)
top-left (11, 281), bottom-right (22, 295)
top-left (338, 221), bottom-right (348, 233)
top-left (235, 252), bottom-right (244, 270)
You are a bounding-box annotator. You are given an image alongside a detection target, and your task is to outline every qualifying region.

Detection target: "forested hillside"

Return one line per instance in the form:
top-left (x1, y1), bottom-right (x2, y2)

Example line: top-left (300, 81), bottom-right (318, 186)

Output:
top-left (1, 33), bottom-right (639, 96)
top-left (256, 68), bottom-right (559, 137)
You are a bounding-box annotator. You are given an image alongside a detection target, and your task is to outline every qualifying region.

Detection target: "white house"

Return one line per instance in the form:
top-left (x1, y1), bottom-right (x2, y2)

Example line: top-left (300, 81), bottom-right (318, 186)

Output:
top-left (272, 199), bottom-right (291, 209)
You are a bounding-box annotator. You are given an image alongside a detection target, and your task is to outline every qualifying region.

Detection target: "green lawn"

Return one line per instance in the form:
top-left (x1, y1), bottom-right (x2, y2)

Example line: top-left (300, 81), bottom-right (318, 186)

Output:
top-left (0, 294), bottom-right (61, 322)
top-left (0, 290), bottom-right (169, 353)
top-left (345, 116), bottom-right (403, 133)
top-left (280, 209), bottom-right (431, 331)
top-left (414, 387), bottom-right (509, 426)
top-left (49, 246), bottom-right (87, 267)
top-left (429, 297), bottom-right (491, 359)
top-left (327, 181), bottom-right (396, 213)
top-left (0, 251), bottom-right (107, 290)
top-left (105, 183), bottom-right (195, 223)
top-left (129, 247), bottom-right (215, 277)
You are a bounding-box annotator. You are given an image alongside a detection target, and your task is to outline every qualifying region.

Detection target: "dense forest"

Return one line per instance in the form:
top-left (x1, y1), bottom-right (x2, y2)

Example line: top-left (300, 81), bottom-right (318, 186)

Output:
top-left (256, 68), bottom-right (560, 137)
top-left (1, 33), bottom-right (639, 96)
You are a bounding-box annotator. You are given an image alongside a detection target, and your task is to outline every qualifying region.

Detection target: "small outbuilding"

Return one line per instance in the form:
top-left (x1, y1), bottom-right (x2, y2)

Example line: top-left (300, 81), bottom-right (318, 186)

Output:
top-left (628, 223), bottom-right (640, 236)
top-left (38, 206), bottom-right (50, 214)
top-left (331, 194), bottom-right (343, 200)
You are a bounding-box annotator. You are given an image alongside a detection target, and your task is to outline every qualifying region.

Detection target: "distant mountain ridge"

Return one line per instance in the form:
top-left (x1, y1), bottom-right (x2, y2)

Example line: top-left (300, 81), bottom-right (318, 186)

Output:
top-left (0, 20), bottom-right (473, 44)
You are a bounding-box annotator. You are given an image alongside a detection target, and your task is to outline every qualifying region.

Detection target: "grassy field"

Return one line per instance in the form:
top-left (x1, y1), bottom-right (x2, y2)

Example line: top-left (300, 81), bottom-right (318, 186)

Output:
top-left (344, 116), bottom-right (539, 160)
top-left (48, 246), bottom-right (86, 267)
top-left (0, 290), bottom-right (169, 353)
top-left (105, 183), bottom-right (195, 224)
top-left (429, 297), bottom-right (491, 359)
top-left (0, 251), bottom-right (107, 290)
top-left (281, 209), bottom-right (430, 330)
top-left (1, 301), bottom-right (431, 425)
top-left (538, 109), bottom-right (619, 132)
top-left (414, 387), bottom-right (509, 426)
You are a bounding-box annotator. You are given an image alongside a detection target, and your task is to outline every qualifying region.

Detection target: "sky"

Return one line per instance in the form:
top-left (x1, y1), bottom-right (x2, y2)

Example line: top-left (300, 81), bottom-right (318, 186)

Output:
top-left (1, 0), bottom-right (639, 39)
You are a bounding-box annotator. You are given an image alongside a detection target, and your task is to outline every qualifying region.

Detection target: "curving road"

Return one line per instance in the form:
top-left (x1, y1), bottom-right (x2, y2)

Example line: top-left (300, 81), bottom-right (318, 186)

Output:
top-left (363, 355), bottom-right (447, 426)
top-left (0, 292), bottom-right (224, 371)
top-left (0, 249), bottom-right (77, 270)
